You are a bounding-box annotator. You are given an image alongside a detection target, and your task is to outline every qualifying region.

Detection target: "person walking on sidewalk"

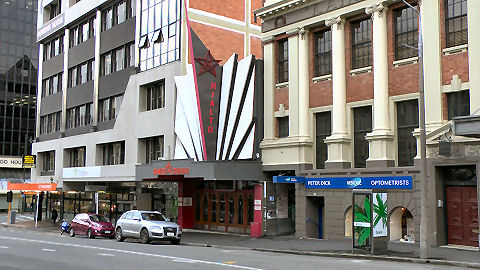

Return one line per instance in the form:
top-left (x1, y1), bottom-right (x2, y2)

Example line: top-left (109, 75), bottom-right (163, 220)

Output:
top-left (51, 208), bottom-right (58, 226)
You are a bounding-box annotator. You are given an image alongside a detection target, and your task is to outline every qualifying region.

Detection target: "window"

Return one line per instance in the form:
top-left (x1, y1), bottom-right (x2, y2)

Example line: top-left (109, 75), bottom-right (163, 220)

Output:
top-left (101, 42), bottom-right (134, 76)
top-left (40, 111), bottom-right (61, 134)
top-left (102, 0), bottom-right (134, 31)
top-left (101, 141), bottom-right (125, 165)
top-left (43, 35), bottom-right (64, 61)
top-left (139, 0), bottom-right (181, 71)
top-left (42, 151), bottom-right (55, 173)
top-left (98, 95), bottom-right (123, 122)
top-left (144, 136), bottom-right (164, 163)
top-left (277, 39), bottom-right (288, 83)
top-left (70, 17), bottom-right (96, 48)
top-left (145, 81), bottom-right (165, 111)
top-left (315, 111), bottom-right (331, 169)
top-left (67, 147), bottom-right (86, 167)
top-left (278, 116), bottom-right (289, 138)
top-left (397, 100), bottom-right (418, 167)
top-left (48, 1), bottom-right (61, 20)
top-left (351, 19), bottom-right (372, 69)
top-left (394, 5), bottom-right (419, 60)
top-left (68, 59), bottom-right (94, 87)
top-left (42, 72), bottom-right (62, 97)
top-left (445, 0), bottom-right (468, 48)
top-left (66, 103), bottom-right (93, 129)
top-left (447, 90), bottom-right (470, 120)
top-left (314, 29), bottom-right (332, 77)
top-left (353, 106), bottom-right (372, 168)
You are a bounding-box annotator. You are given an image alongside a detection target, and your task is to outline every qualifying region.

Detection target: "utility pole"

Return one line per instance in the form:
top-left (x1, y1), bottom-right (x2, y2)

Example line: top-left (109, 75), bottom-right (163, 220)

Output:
top-left (401, 0), bottom-right (429, 259)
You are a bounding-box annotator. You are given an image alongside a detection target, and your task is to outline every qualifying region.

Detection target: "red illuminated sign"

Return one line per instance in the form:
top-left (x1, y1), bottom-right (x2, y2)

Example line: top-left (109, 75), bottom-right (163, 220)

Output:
top-left (153, 162), bottom-right (190, 175)
top-left (208, 82), bottom-right (216, 134)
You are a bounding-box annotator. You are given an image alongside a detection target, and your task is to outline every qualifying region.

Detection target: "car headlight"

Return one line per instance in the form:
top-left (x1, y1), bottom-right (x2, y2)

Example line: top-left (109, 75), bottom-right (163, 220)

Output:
top-left (177, 227), bottom-right (182, 233)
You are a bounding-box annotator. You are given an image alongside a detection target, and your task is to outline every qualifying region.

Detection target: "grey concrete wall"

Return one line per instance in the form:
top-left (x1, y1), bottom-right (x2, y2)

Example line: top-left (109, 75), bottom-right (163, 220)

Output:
top-left (100, 17), bottom-right (135, 54)
top-left (68, 38), bottom-right (95, 68)
top-left (42, 53), bottom-right (64, 79)
top-left (98, 67), bottom-right (136, 99)
top-left (64, 125), bottom-right (92, 137)
top-left (40, 92), bottom-right (63, 116)
top-left (66, 81), bottom-right (94, 108)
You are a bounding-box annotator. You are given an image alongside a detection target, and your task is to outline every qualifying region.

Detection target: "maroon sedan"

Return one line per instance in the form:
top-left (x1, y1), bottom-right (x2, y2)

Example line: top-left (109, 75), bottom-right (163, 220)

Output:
top-left (69, 213), bottom-right (115, 239)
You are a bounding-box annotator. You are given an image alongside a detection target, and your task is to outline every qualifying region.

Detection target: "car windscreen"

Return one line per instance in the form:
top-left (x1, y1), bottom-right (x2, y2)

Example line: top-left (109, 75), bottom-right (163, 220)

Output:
top-left (141, 213), bottom-right (167, 221)
top-left (89, 215), bottom-right (108, 222)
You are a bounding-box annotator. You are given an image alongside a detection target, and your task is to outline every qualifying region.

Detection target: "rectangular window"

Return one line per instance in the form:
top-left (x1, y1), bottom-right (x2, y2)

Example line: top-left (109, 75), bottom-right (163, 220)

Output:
top-left (42, 151), bottom-right (55, 173)
top-left (278, 116), bottom-right (289, 138)
top-left (102, 53), bottom-right (111, 76)
top-left (144, 136), bottom-right (164, 163)
top-left (397, 99), bottom-right (418, 167)
top-left (445, 0), bottom-right (468, 48)
top-left (101, 141), bottom-right (125, 165)
top-left (116, 47), bottom-right (125, 71)
top-left (98, 98), bottom-right (110, 122)
top-left (353, 106), bottom-right (372, 168)
top-left (315, 111), bottom-right (331, 169)
top-left (314, 29), bottom-right (332, 77)
top-left (103, 8), bottom-right (113, 31)
top-left (145, 80), bottom-right (165, 111)
top-left (116, 1), bottom-right (127, 25)
top-left (79, 62), bottom-right (88, 84)
top-left (277, 39), bottom-right (288, 83)
top-left (351, 18), bottom-right (372, 69)
top-left (394, 5), bottom-right (419, 60)
top-left (69, 67), bottom-right (77, 87)
top-left (447, 90), bottom-right (470, 120)
top-left (68, 147), bottom-right (86, 167)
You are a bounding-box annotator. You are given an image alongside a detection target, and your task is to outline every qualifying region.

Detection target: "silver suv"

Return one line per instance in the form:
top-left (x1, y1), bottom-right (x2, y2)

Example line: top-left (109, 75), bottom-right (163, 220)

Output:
top-left (115, 210), bottom-right (182, 244)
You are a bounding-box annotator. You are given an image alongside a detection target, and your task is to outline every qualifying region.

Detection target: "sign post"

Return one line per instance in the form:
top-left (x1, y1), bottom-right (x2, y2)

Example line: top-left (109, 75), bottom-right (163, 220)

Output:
top-left (95, 193), bottom-right (99, 214)
top-left (35, 192), bottom-right (39, 228)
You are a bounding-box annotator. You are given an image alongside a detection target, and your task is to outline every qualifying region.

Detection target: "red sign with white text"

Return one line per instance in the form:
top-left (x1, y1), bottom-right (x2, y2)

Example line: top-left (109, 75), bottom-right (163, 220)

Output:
top-left (153, 162), bottom-right (190, 176)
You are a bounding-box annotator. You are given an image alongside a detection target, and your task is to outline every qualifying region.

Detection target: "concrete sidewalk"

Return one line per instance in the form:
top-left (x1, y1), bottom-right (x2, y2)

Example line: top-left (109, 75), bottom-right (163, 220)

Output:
top-left (2, 217), bottom-right (480, 269)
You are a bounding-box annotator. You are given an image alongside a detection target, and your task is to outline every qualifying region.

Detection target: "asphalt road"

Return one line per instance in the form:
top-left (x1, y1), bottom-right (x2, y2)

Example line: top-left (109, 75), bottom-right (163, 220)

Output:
top-left (0, 226), bottom-right (473, 270)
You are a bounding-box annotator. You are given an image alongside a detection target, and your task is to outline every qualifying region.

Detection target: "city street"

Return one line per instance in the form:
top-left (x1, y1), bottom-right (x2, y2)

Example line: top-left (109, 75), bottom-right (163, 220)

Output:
top-left (0, 226), bottom-right (473, 270)
top-left (0, 213), bottom-right (34, 225)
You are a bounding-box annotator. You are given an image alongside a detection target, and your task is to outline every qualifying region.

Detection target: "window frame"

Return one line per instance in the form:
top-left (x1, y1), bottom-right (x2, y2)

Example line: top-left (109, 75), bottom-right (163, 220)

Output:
top-left (314, 29), bottom-right (332, 77)
top-left (315, 111), bottom-right (331, 169)
top-left (277, 39), bottom-right (288, 83)
top-left (396, 99), bottom-right (419, 167)
top-left (353, 106), bottom-right (372, 168)
top-left (351, 18), bottom-right (372, 69)
top-left (445, 0), bottom-right (468, 48)
top-left (394, 5), bottom-right (419, 60)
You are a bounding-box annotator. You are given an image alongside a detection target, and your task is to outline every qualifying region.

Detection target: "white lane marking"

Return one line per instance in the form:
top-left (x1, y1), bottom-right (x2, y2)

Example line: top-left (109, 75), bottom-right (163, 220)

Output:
top-left (0, 236), bottom-right (263, 270)
top-left (0, 246), bottom-right (8, 249)
top-left (41, 248), bottom-right (56, 252)
top-left (350, 260), bottom-right (370, 263)
top-left (98, 253), bottom-right (115, 257)
top-left (172, 259), bottom-right (197, 263)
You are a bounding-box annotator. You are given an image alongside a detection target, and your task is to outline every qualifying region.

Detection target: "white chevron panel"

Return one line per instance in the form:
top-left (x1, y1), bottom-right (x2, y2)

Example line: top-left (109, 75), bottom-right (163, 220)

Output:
top-left (222, 55), bottom-right (252, 160)
top-left (174, 93), bottom-right (195, 159)
top-left (237, 123), bottom-right (255, 159)
top-left (174, 65), bottom-right (204, 161)
top-left (174, 136), bottom-right (189, 159)
top-left (228, 65), bottom-right (255, 159)
top-left (216, 54), bottom-right (236, 160)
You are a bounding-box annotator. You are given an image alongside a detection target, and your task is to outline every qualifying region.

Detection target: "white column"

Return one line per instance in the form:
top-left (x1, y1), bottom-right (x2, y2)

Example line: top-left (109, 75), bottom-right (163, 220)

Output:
top-left (287, 30), bottom-right (299, 137)
top-left (365, 2), bottom-right (394, 166)
top-left (61, 28), bottom-right (69, 133)
top-left (263, 38), bottom-right (275, 141)
top-left (421, 0), bottom-right (443, 128)
top-left (93, 10), bottom-right (101, 126)
top-left (298, 28), bottom-right (310, 138)
top-left (468, 0), bottom-right (480, 113)
top-left (36, 44), bottom-right (44, 138)
top-left (324, 17), bottom-right (351, 168)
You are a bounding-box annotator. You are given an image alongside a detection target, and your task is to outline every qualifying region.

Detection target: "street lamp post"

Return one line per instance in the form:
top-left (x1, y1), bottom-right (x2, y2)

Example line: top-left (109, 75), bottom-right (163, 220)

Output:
top-left (401, 0), bottom-right (429, 259)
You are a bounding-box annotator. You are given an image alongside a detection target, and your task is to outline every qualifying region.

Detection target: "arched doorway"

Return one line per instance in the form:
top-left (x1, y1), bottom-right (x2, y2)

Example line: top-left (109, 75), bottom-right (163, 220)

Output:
top-left (389, 207), bottom-right (414, 242)
top-left (345, 206), bottom-right (352, 237)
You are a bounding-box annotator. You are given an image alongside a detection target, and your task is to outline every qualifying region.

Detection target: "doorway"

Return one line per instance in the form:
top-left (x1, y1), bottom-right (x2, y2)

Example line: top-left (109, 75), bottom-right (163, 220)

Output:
top-left (446, 186), bottom-right (478, 247)
top-left (306, 196), bottom-right (324, 239)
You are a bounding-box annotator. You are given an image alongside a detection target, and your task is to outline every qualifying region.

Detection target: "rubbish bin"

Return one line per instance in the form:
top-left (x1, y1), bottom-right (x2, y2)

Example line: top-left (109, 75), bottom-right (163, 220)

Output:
top-left (10, 210), bottom-right (16, 224)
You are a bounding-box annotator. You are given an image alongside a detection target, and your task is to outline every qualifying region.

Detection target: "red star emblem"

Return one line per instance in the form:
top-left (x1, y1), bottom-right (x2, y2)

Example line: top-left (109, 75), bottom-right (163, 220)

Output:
top-left (194, 50), bottom-right (221, 77)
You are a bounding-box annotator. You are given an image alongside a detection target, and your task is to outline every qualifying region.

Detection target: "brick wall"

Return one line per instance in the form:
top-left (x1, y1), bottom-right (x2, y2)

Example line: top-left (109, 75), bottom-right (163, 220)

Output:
top-left (308, 26), bottom-right (333, 108)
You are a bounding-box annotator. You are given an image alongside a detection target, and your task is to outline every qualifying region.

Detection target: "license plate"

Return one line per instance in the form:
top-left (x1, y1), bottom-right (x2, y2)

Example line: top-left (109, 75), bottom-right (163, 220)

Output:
top-left (104, 231), bottom-right (111, 234)
top-left (167, 232), bottom-right (174, 237)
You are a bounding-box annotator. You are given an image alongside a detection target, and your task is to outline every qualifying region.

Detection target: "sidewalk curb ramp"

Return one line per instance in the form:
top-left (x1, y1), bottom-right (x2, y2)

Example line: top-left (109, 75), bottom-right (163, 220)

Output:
top-left (181, 242), bottom-right (480, 269)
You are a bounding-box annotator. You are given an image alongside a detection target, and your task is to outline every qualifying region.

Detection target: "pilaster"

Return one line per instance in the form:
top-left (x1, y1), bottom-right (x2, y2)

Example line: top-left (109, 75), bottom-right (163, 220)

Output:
top-left (287, 29), bottom-right (300, 137)
top-left (365, 2), bottom-right (395, 166)
top-left (93, 10), bottom-right (101, 127)
top-left (324, 16), bottom-right (351, 169)
top-left (421, 0), bottom-right (444, 129)
top-left (61, 28), bottom-right (69, 134)
top-left (36, 43), bottom-right (44, 138)
top-left (298, 28), bottom-right (310, 139)
top-left (263, 38), bottom-right (275, 142)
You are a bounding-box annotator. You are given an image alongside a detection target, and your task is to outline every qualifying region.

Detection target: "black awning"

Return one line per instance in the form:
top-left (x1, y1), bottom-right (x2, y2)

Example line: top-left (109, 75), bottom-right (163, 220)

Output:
top-left (453, 115), bottom-right (480, 138)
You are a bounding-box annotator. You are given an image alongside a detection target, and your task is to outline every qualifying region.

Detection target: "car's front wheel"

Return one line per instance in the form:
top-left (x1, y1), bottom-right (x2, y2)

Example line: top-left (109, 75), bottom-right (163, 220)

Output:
top-left (87, 229), bottom-right (95, 239)
top-left (115, 227), bottom-right (124, 242)
top-left (69, 228), bottom-right (75, 237)
top-left (140, 228), bottom-right (151, 244)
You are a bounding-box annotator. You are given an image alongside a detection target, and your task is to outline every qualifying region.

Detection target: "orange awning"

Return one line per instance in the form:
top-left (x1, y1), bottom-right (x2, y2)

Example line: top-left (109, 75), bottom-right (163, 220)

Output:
top-left (7, 182), bottom-right (57, 192)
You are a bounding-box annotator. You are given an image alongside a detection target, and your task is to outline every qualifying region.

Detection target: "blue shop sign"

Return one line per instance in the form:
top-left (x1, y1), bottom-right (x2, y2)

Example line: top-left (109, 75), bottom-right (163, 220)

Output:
top-left (273, 176), bottom-right (305, 183)
top-left (305, 176), bottom-right (413, 189)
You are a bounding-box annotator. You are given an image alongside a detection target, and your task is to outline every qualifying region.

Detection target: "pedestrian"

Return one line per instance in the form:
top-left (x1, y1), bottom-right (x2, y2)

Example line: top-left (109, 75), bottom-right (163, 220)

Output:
top-left (51, 208), bottom-right (58, 226)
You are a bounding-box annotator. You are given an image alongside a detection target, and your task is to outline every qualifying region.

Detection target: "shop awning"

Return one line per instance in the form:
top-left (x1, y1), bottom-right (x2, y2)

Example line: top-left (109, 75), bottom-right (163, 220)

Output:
top-left (136, 159), bottom-right (263, 181)
top-left (7, 182), bottom-right (57, 192)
